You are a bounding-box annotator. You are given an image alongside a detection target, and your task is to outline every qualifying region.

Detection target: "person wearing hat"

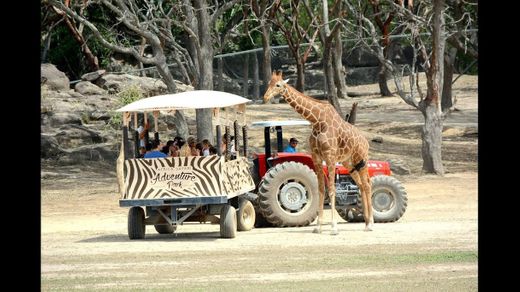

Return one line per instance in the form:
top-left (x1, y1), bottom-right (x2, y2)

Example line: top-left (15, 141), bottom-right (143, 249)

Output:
top-left (284, 137), bottom-right (299, 153)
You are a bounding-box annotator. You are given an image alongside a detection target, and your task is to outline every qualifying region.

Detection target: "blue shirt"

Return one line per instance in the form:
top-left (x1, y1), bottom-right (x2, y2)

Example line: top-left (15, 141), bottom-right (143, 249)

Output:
top-left (284, 145), bottom-right (297, 153)
top-left (144, 151), bottom-right (167, 158)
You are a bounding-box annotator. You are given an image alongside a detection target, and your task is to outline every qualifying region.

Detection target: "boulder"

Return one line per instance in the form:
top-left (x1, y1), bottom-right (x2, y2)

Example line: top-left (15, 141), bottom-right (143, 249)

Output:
top-left (75, 81), bottom-right (107, 95)
top-left (81, 70), bottom-right (106, 82)
top-left (41, 63), bottom-right (70, 91)
top-left (387, 159), bottom-right (411, 175)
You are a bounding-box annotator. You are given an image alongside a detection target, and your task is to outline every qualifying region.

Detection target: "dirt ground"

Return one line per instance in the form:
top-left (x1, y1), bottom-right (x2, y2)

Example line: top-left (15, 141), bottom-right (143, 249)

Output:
top-left (41, 75), bottom-right (478, 291)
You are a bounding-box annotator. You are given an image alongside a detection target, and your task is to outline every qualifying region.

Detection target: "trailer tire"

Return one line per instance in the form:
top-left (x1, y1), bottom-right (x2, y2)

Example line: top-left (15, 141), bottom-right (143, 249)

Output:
top-left (128, 207), bottom-right (145, 239)
top-left (258, 162), bottom-right (319, 227)
top-left (220, 205), bottom-right (237, 238)
top-left (237, 198), bottom-right (255, 231)
top-left (154, 224), bottom-right (176, 234)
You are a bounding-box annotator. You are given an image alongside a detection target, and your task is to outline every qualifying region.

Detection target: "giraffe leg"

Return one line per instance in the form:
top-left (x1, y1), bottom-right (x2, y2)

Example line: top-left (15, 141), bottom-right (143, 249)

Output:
top-left (327, 162), bottom-right (339, 235)
top-left (311, 153), bottom-right (325, 234)
top-left (349, 166), bottom-right (374, 231)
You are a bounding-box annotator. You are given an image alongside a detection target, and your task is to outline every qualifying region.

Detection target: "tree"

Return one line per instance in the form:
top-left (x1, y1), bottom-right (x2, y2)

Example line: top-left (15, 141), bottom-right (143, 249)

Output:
top-left (346, 0), bottom-right (453, 174)
top-left (302, 0), bottom-right (347, 117)
top-left (270, 0), bottom-right (319, 92)
top-left (178, 0), bottom-right (242, 141)
top-left (442, 0), bottom-right (477, 111)
top-left (47, 0), bottom-right (242, 142)
top-left (46, 0), bottom-right (190, 138)
top-left (369, 0), bottom-right (397, 96)
top-left (250, 0), bottom-right (281, 92)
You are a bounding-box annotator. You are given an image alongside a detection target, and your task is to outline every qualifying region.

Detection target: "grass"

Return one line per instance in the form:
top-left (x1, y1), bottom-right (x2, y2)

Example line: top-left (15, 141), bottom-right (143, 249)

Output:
top-left (42, 246), bottom-right (477, 291)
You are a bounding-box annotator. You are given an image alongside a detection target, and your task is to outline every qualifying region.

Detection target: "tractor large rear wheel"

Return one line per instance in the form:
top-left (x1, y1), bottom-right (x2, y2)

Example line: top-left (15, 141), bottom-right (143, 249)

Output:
top-left (258, 162), bottom-right (319, 227)
top-left (337, 175), bottom-right (408, 223)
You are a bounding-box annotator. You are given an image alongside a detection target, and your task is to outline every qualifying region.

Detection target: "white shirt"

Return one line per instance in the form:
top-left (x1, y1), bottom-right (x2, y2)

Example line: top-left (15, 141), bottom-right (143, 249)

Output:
top-left (137, 126), bottom-right (145, 147)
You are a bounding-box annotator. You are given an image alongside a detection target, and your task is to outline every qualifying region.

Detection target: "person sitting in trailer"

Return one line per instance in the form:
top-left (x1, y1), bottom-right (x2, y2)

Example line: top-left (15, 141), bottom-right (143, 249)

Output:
top-left (209, 146), bottom-right (218, 155)
top-left (137, 121), bottom-right (150, 148)
top-left (180, 136), bottom-right (199, 156)
top-left (201, 139), bottom-right (212, 156)
top-left (161, 140), bottom-right (175, 156)
top-left (170, 136), bottom-right (185, 157)
top-left (221, 134), bottom-right (236, 156)
top-left (144, 140), bottom-right (167, 158)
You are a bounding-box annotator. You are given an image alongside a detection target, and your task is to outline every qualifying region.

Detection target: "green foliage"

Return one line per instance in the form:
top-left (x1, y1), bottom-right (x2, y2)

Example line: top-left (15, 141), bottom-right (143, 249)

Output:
top-left (108, 85), bottom-right (144, 129)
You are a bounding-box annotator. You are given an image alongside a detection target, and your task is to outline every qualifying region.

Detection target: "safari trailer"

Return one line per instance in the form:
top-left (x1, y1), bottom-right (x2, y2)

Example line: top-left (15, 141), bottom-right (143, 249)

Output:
top-left (115, 90), bottom-right (256, 239)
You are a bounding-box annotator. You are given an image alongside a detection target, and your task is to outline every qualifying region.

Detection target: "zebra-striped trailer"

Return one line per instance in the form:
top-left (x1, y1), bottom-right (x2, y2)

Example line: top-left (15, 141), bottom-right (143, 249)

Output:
top-left (115, 90), bottom-right (256, 239)
top-left (120, 155), bottom-right (255, 239)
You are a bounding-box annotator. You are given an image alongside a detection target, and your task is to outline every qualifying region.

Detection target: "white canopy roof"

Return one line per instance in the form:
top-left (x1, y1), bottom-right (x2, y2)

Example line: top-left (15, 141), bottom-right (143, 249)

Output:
top-left (250, 120), bottom-right (310, 128)
top-left (116, 90), bottom-right (251, 112)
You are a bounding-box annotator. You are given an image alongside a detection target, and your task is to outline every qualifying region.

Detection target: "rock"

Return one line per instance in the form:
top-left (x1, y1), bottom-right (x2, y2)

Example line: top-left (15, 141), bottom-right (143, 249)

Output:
top-left (97, 74), bottom-right (169, 96)
top-left (54, 124), bottom-right (105, 148)
top-left (372, 136), bottom-right (384, 143)
top-left (59, 143), bottom-right (119, 164)
top-left (49, 112), bottom-right (83, 127)
top-left (41, 63), bottom-right (70, 91)
top-left (387, 159), bottom-right (411, 175)
top-left (81, 70), bottom-right (106, 82)
top-left (41, 134), bottom-right (64, 159)
top-left (75, 81), bottom-right (107, 95)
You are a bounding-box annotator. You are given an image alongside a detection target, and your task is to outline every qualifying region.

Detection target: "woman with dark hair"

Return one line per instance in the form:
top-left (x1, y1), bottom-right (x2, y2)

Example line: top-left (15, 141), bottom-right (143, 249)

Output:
top-left (161, 140), bottom-right (175, 155)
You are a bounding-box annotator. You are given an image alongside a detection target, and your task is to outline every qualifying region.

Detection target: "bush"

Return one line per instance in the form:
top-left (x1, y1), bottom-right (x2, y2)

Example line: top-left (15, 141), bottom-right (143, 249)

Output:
top-left (107, 85), bottom-right (144, 129)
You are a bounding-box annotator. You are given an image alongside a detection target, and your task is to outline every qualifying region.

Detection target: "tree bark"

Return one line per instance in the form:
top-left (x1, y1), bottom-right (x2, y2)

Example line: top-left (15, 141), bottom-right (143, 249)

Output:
top-left (296, 61), bottom-right (305, 92)
top-left (441, 47), bottom-right (457, 111)
top-left (332, 29), bottom-right (348, 99)
top-left (194, 0), bottom-right (214, 142)
top-left (217, 57), bottom-right (224, 91)
top-left (253, 52), bottom-right (260, 100)
top-left (261, 23), bottom-right (272, 93)
top-left (243, 54), bottom-right (249, 98)
top-left (421, 107), bottom-right (443, 174)
top-left (323, 44), bottom-right (344, 117)
top-left (420, 0), bottom-right (445, 175)
top-left (378, 63), bottom-right (393, 96)
top-left (154, 53), bottom-right (189, 139)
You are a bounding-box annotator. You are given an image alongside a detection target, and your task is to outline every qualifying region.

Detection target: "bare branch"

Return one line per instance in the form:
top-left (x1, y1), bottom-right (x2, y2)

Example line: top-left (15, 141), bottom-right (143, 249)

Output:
top-left (47, 0), bottom-right (157, 64)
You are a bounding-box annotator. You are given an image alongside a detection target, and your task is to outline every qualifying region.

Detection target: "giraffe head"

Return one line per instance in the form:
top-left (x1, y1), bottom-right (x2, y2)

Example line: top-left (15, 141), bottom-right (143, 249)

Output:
top-left (263, 70), bottom-right (290, 104)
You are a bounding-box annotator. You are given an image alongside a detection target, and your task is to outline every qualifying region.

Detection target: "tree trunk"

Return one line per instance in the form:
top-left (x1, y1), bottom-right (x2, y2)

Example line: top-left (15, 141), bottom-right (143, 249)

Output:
top-left (420, 0), bottom-right (445, 175)
top-left (441, 47), bottom-right (457, 111)
top-left (296, 61), bottom-right (305, 92)
top-left (421, 107), bottom-right (444, 174)
top-left (323, 44), bottom-right (344, 117)
top-left (261, 23), bottom-right (272, 93)
top-left (332, 31), bottom-right (348, 99)
top-left (253, 52), bottom-right (260, 100)
top-left (194, 0), bottom-right (214, 142)
top-left (378, 63), bottom-right (393, 96)
top-left (42, 33), bottom-right (52, 62)
top-left (217, 57), bottom-right (224, 91)
top-left (243, 54), bottom-right (249, 98)
top-left (154, 51), bottom-right (189, 138)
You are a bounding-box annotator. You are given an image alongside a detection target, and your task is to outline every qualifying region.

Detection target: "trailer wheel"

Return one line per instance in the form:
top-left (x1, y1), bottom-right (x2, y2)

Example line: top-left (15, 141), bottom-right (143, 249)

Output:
top-left (154, 224), bottom-right (176, 234)
top-left (128, 207), bottom-right (145, 239)
top-left (220, 205), bottom-right (237, 238)
top-left (237, 198), bottom-right (255, 231)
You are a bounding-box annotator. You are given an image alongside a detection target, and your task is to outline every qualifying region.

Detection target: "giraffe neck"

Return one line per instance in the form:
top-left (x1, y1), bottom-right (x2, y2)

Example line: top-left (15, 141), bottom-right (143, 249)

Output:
top-left (282, 85), bottom-right (323, 124)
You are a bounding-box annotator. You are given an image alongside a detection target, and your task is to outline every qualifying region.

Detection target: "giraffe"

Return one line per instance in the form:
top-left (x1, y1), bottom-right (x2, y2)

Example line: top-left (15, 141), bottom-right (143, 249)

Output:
top-left (263, 71), bottom-right (374, 234)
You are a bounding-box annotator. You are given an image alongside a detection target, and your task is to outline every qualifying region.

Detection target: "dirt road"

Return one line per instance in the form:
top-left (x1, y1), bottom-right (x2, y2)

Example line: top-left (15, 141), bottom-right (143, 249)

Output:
top-left (41, 169), bottom-right (477, 291)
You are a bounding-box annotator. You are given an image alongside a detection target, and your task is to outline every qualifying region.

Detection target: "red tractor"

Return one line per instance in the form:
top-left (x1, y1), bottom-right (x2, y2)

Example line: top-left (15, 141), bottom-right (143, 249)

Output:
top-left (247, 120), bottom-right (408, 227)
